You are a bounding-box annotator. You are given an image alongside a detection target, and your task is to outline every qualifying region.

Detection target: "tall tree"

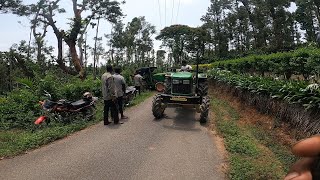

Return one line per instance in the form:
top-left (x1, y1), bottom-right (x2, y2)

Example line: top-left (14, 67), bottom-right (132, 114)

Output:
top-left (106, 20), bottom-right (126, 64)
top-left (201, 0), bottom-right (231, 58)
top-left (8, 0), bottom-right (123, 79)
top-left (296, 0), bottom-right (317, 42)
top-left (135, 17), bottom-right (156, 66)
top-left (156, 50), bottom-right (166, 68)
top-left (156, 25), bottom-right (192, 65)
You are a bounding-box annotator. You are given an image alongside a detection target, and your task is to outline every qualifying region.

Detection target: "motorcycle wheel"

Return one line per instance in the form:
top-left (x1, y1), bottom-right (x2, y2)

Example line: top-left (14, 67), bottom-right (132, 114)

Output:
top-left (83, 106), bottom-right (96, 121)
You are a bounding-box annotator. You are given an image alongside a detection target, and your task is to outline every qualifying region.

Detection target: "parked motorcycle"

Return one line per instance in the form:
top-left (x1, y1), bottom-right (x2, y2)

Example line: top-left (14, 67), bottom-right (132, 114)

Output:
top-left (124, 86), bottom-right (137, 107)
top-left (34, 91), bottom-right (98, 125)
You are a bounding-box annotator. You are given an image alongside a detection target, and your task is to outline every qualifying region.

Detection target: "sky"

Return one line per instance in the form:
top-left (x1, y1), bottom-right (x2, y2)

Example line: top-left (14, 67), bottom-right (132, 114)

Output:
top-left (0, 0), bottom-right (210, 64)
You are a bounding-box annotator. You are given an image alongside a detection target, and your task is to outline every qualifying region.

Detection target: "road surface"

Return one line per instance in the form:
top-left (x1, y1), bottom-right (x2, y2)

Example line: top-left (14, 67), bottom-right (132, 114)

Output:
top-left (0, 96), bottom-right (226, 180)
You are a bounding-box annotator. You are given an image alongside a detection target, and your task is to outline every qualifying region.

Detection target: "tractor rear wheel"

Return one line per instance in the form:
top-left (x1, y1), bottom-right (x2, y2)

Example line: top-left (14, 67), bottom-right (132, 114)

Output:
top-left (200, 96), bottom-right (210, 124)
top-left (198, 81), bottom-right (208, 96)
top-left (152, 94), bottom-right (166, 119)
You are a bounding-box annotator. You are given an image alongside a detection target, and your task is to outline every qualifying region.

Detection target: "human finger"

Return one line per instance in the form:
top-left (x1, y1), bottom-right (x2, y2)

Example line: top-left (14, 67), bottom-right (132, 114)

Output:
top-left (284, 158), bottom-right (314, 180)
top-left (292, 136), bottom-right (320, 157)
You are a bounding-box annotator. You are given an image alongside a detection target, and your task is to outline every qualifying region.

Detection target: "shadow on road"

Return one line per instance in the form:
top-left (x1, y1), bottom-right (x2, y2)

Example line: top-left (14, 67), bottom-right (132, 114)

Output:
top-left (105, 123), bottom-right (121, 129)
top-left (161, 107), bottom-right (201, 132)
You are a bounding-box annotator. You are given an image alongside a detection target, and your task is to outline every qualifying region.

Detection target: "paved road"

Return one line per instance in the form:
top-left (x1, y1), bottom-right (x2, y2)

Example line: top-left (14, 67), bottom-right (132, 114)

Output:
top-left (0, 96), bottom-right (225, 180)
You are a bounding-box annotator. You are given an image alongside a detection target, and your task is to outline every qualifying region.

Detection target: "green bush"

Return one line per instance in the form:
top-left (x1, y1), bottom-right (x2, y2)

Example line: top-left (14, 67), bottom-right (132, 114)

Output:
top-left (58, 77), bottom-right (101, 101)
top-left (212, 47), bottom-right (320, 79)
top-left (0, 88), bottom-right (41, 129)
top-left (122, 68), bottom-right (134, 86)
top-left (0, 74), bottom-right (102, 130)
top-left (208, 69), bottom-right (319, 110)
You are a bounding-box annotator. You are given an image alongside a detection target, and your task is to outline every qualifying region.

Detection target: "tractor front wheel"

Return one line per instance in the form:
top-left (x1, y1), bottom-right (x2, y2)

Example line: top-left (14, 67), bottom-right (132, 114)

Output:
top-left (198, 81), bottom-right (208, 96)
top-left (152, 95), bottom-right (166, 119)
top-left (200, 96), bottom-right (210, 124)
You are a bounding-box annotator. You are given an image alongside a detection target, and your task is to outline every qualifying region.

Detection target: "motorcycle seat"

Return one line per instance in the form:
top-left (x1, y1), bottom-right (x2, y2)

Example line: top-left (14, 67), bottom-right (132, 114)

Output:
top-left (71, 100), bottom-right (90, 109)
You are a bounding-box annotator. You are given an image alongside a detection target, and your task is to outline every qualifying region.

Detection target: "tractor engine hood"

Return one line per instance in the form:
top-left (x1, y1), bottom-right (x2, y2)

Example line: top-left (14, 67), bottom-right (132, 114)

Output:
top-left (171, 72), bottom-right (193, 79)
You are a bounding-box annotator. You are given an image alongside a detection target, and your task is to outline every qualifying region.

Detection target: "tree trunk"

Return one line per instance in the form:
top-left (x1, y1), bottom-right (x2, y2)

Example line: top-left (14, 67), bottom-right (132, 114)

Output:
top-left (27, 27), bottom-right (32, 62)
top-left (36, 41), bottom-right (43, 71)
top-left (55, 35), bottom-right (77, 76)
top-left (84, 33), bottom-right (88, 68)
top-left (78, 36), bottom-right (84, 66)
top-left (313, 1), bottom-right (320, 26)
top-left (67, 40), bottom-right (85, 79)
top-left (93, 18), bottom-right (100, 80)
top-left (239, 0), bottom-right (258, 48)
top-left (78, 21), bottom-right (92, 67)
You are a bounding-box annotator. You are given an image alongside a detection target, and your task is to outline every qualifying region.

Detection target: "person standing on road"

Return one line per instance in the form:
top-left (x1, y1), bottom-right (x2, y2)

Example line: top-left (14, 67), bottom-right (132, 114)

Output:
top-left (101, 65), bottom-right (120, 125)
top-left (134, 71), bottom-right (143, 95)
top-left (113, 67), bottom-right (128, 120)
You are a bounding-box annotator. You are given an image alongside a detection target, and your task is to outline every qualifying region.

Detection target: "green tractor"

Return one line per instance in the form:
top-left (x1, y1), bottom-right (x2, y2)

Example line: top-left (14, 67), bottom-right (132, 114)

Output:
top-left (135, 67), bottom-right (166, 90)
top-left (151, 64), bottom-right (210, 123)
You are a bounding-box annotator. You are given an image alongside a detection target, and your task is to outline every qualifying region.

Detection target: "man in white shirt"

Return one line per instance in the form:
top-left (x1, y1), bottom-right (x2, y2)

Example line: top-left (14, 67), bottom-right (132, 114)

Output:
top-left (181, 60), bottom-right (192, 72)
top-left (134, 71), bottom-right (143, 95)
top-left (101, 65), bottom-right (119, 125)
top-left (113, 67), bottom-right (128, 120)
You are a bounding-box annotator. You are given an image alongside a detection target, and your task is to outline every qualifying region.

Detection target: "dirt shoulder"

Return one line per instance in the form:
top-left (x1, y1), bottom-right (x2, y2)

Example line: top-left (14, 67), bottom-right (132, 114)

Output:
top-left (208, 83), bottom-right (299, 179)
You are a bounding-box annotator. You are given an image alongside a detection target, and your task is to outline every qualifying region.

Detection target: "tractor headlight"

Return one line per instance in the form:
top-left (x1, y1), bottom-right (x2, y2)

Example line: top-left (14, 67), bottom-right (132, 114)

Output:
top-left (172, 79), bottom-right (180, 84)
top-left (183, 80), bottom-right (190, 85)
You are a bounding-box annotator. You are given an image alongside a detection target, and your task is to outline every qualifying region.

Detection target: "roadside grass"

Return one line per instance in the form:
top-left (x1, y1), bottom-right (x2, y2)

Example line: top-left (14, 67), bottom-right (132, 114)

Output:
top-left (210, 97), bottom-right (290, 179)
top-left (249, 126), bottom-right (297, 171)
top-left (0, 101), bottom-right (104, 158)
top-left (0, 92), bottom-right (153, 158)
top-left (128, 91), bottom-right (153, 107)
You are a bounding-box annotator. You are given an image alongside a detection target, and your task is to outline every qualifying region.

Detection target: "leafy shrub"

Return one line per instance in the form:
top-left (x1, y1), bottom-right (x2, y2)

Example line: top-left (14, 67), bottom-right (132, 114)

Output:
top-left (0, 88), bottom-right (41, 129)
top-left (122, 68), bottom-right (134, 86)
top-left (0, 74), bottom-right (102, 130)
top-left (212, 47), bottom-right (320, 80)
top-left (208, 69), bottom-right (319, 109)
top-left (58, 78), bottom-right (101, 101)
top-left (209, 68), bottom-right (320, 133)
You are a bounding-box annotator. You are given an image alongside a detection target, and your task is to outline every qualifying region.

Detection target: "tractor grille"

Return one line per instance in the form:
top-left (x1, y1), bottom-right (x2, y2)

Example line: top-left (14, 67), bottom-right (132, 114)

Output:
top-left (172, 81), bottom-right (192, 95)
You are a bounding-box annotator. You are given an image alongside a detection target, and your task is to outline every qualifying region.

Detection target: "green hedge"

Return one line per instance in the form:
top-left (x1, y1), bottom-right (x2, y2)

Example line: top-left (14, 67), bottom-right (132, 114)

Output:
top-left (211, 47), bottom-right (320, 79)
top-left (209, 69), bottom-right (320, 134)
top-left (208, 69), bottom-right (318, 110)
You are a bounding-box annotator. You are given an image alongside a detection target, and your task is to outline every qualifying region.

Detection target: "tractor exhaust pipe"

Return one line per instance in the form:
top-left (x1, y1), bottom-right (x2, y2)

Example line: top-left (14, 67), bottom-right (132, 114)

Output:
top-left (196, 51), bottom-right (200, 96)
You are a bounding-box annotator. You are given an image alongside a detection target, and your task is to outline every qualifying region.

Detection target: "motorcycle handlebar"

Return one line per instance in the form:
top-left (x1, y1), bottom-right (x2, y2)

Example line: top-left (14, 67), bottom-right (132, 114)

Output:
top-left (43, 90), bottom-right (52, 99)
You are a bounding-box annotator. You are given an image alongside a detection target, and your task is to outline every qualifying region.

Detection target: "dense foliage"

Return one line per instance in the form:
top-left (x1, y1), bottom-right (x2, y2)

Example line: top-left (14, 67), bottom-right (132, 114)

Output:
top-left (213, 47), bottom-right (320, 80)
top-left (209, 69), bottom-right (320, 134)
top-left (0, 73), bottom-right (101, 130)
top-left (200, 0), bottom-right (320, 60)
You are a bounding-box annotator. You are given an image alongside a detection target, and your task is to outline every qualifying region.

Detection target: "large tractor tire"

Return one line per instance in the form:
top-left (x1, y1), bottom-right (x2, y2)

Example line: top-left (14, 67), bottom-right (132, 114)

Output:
top-left (200, 96), bottom-right (210, 124)
top-left (152, 95), bottom-right (166, 119)
top-left (198, 81), bottom-right (208, 96)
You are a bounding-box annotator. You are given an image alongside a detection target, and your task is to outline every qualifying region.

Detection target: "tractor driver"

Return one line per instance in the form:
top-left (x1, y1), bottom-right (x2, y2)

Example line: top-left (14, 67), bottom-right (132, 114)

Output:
top-left (181, 60), bottom-right (192, 72)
